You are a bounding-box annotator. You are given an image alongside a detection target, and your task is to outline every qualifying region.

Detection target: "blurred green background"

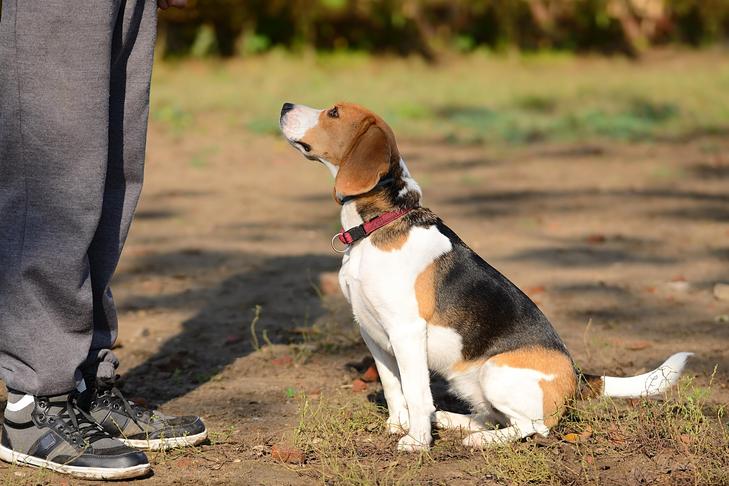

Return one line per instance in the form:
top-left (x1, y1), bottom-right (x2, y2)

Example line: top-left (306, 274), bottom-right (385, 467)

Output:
top-left (158, 0), bottom-right (729, 58)
top-left (145, 0), bottom-right (729, 148)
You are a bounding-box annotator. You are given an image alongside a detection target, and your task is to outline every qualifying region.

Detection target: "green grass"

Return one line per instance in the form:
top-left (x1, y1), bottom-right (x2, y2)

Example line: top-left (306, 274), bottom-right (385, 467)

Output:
top-left (150, 50), bottom-right (729, 145)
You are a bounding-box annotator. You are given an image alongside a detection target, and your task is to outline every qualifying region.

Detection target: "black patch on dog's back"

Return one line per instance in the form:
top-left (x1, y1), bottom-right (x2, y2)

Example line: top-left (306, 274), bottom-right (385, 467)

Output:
top-left (430, 220), bottom-right (569, 361)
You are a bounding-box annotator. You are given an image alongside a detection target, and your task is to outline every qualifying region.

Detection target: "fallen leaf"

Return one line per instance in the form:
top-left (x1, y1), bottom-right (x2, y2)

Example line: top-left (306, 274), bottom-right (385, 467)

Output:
top-left (352, 379), bottom-right (368, 392)
top-left (564, 425), bottom-right (593, 444)
top-left (362, 364), bottom-right (379, 383)
top-left (563, 433), bottom-right (581, 443)
top-left (586, 234), bottom-right (606, 244)
top-left (271, 355), bottom-right (293, 367)
top-left (626, 340), bottom-right (652, 351)
top-left (271, 444), bottom-right (304, 464)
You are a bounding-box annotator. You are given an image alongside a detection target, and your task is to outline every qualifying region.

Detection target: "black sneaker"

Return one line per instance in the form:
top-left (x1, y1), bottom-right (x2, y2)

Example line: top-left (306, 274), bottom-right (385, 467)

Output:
top-left (86, 385), bottom-right (207, 451)
top-left (0, 390), bottom-right (150, 480)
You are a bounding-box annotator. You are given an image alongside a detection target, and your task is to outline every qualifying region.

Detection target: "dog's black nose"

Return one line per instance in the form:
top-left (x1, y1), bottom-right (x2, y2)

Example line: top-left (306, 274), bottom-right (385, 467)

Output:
top-left (281, 102), bottom-right (294, 117)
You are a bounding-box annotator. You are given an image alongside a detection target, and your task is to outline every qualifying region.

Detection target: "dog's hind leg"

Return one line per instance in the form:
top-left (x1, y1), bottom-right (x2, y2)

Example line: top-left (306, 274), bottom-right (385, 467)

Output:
top-left (462, 421), bottom-right (541, 448)
top-left (437, 365), bottom-right (503, 432)
top-left (461, 359), bottom-right (553, 448)
top-left (434, 411), bottom-right (485, 432)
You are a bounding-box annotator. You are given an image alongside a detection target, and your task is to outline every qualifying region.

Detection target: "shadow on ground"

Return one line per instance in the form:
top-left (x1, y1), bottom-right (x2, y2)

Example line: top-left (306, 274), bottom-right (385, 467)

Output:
top-left (444, 188), bottom-right (729, 221)
top-left (116, 252), bottom-right (340, 404)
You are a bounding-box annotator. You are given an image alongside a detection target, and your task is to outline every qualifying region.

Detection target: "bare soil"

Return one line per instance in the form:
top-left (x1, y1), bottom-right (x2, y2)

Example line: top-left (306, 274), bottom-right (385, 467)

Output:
top-left (1, 123), bottom-right (728, 485)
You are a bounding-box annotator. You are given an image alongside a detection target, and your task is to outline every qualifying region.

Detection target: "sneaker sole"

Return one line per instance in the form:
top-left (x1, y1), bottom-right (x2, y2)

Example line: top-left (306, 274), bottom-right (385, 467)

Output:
top-left (0, 443), bottom-right (151, 480)
top-left (120, 428), bottom-right (208, 451)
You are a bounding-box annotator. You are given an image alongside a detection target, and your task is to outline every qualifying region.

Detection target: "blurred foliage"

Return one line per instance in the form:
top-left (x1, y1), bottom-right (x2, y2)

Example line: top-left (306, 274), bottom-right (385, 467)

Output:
top-left (149, 51), bottom-right (729, 145)
top-left (158, 0), bottom-right (729, 59)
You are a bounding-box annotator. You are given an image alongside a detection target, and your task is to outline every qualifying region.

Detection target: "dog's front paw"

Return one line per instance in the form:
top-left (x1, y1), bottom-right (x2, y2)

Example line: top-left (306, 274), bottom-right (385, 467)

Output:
top-left (397, 433), bottom-right (431, 452)
top-left (386, 411), bottom-right (409, 434)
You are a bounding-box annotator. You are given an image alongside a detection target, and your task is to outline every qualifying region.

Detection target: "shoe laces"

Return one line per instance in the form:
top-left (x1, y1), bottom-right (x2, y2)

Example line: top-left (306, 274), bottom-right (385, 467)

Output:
top-left (94, 386), bottom-right (147, 429)
top-left (36, 393), bottom-right (110, 446)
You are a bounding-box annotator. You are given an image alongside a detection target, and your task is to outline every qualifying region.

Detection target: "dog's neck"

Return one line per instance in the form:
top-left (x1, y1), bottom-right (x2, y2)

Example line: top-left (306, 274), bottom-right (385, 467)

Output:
top-left (340, 157), bottom-right (421, 230)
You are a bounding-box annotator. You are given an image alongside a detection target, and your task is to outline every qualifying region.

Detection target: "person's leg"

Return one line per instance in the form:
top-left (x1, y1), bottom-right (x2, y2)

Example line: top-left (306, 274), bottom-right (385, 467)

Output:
top-left (83, 0), bottom-right (157, 384)
top-left (0, 1), bottom-right (152, 478)
top-left (0, 0), bottom-right (121, 397)
top-left (76, 0), bottom-right (208, 450)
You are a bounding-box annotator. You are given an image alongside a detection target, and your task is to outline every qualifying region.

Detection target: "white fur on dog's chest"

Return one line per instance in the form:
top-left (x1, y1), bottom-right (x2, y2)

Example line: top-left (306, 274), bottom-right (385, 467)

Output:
top-left (338, 224), bottom-right (457, 365)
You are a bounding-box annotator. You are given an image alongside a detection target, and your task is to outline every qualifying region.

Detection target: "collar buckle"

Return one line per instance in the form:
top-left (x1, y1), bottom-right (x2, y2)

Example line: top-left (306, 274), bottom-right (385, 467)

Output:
top-left (331, 233), bottom-right (350, 253)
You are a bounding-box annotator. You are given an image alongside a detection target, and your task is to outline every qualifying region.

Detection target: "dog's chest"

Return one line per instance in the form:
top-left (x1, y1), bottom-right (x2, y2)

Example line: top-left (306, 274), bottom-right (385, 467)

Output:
top-left (338, 225), bottom-right (453, 353)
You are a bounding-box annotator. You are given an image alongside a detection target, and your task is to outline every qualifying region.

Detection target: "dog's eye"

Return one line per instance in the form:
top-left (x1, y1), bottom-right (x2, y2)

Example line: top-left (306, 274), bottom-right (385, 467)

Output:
top-left (327, 107), bottom-right (339, 118)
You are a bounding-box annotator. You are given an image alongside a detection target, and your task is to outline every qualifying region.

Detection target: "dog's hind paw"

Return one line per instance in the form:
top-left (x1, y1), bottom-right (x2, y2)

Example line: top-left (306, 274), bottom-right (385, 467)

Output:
top-left (397, 434), bottom-right (431, 452)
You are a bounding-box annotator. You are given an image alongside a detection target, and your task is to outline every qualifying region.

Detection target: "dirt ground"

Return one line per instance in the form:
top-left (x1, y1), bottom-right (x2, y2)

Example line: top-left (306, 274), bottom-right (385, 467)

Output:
top-left (1, 114), bottom-right (728, 484)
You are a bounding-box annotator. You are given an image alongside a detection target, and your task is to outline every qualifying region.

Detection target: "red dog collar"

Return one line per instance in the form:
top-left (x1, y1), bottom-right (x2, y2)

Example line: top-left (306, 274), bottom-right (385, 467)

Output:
top-left (332, 208), bottom-right (412, 252)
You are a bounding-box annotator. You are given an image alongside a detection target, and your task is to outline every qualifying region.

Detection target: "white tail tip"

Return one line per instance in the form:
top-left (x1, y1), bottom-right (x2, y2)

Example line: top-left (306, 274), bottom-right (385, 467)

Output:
top-left (603, 352), bottom-right (693, 398)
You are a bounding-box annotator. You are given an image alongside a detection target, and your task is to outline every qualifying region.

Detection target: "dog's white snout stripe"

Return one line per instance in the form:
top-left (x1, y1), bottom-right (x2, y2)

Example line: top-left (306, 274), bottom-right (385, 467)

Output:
top-left (5, 394), bottom-right (34, 412)
top-left (281, 104), bottom-right (322, 140)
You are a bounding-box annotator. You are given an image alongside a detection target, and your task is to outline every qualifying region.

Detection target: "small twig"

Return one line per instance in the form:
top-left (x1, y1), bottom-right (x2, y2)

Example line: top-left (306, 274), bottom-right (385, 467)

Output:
top-left (250, 305), bottom-right (262, 351)
top-left (262, 328), bottom-right (273, 347)
top-left (582, 318), bottom-right (593, 362)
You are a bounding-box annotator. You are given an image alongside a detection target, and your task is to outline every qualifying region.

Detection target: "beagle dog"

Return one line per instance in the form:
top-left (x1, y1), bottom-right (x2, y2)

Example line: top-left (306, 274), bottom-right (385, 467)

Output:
top-left (279, 101), bottom-right (691, 451)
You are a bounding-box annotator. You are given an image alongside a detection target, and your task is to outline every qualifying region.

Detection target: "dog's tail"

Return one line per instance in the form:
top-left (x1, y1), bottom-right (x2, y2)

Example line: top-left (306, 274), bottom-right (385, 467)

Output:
top-left (578, 352), bottom-right (693, 399)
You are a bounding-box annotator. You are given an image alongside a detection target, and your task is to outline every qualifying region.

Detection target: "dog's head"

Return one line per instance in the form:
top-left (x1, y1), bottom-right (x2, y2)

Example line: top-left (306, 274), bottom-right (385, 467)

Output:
top-left (279, 102), bottom-right (400, 200)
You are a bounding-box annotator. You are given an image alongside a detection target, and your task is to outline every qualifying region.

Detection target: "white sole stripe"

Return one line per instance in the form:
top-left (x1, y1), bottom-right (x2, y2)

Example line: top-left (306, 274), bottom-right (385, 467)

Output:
top-left (119, 429), bottom-right (208, 451)
top-left (0, 444), bottom-right (151, 480)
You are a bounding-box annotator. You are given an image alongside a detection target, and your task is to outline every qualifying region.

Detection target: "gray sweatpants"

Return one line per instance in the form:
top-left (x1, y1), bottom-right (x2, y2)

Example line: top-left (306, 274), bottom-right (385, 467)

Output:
top-left (0, 0), bottom-right (157, 396)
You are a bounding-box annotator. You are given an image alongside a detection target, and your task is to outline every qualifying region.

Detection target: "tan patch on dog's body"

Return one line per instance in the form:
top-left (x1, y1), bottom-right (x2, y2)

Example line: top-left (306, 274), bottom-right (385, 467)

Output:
top-left (450, 359), bottom-right (486, 373)
top-left (415, 263), bottom-right (436, 321)
top-left (489, 347), bottom-right (577, 427)
top-left (579, 374), bottom-right (605, 399)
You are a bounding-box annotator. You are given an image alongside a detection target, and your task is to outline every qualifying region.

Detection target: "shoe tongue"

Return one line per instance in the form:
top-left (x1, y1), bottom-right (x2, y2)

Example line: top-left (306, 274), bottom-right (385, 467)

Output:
top-left (40, 394), bottom-right (90, 427)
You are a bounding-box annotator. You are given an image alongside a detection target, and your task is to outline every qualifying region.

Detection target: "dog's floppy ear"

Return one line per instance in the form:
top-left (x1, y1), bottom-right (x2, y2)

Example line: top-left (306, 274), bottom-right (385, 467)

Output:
top-left (335, 121), bottom-right (392, 199)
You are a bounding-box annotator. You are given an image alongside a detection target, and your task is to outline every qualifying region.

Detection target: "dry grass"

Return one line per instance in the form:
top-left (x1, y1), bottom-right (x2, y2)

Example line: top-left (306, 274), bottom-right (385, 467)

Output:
top-left (292, 375), bottom-right (729, 485)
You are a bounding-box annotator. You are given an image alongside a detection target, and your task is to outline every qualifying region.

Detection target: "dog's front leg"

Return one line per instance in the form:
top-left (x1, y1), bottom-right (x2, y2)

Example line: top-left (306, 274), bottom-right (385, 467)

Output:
top-left (388, 322), bottom-right (434, 452)
top-left (360, 328), bottom-right (409, 434)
